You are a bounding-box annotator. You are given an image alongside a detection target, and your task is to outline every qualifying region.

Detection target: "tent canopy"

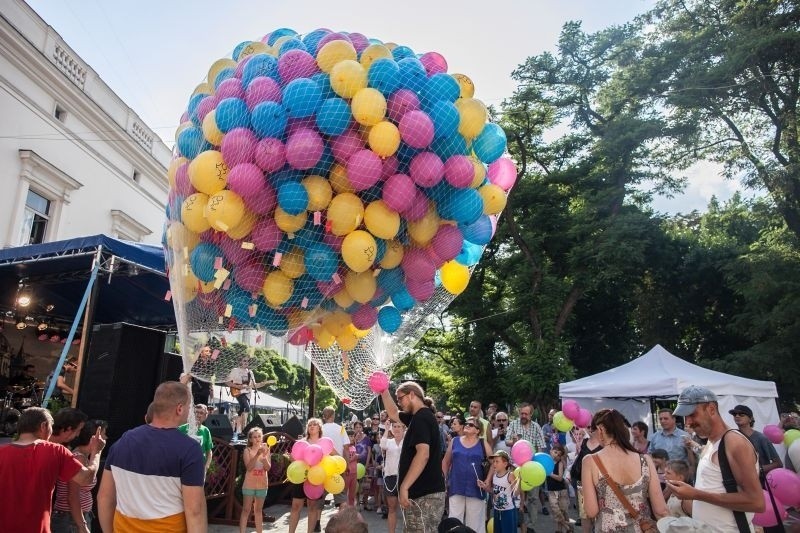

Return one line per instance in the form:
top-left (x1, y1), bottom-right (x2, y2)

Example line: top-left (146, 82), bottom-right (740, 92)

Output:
top-left (560, 344), bottom-right (778, 399)
top-left (212, 385), bottom-right (300, 412)
top-left (0, 235), bottom-right (174, 327)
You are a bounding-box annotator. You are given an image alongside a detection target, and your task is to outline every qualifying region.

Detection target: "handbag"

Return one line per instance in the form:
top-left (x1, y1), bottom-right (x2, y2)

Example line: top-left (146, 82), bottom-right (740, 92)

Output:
top-left (592, 454), bottom-right (658, 533)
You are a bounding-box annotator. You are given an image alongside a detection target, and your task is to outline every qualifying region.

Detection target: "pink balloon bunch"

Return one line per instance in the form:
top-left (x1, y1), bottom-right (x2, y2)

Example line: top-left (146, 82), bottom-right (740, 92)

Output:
top-left (763, 424), bottom-right (784, 445)
top-left (559, 400), bottom-right (592, 428)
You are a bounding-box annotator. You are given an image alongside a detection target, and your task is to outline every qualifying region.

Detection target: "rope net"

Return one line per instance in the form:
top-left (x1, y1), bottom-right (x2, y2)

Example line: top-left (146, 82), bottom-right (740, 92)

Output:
top-left (163, 28), bottom-right (516, 410)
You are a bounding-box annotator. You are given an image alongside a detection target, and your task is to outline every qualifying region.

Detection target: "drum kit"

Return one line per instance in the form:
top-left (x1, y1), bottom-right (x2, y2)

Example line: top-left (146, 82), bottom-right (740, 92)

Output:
top-left (0, 381), bottom-right (45, 436)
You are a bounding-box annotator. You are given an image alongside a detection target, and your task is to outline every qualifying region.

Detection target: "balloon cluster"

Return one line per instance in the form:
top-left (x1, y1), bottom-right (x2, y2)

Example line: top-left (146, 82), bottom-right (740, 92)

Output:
top-left (555, 400), bottom-right (592, 431)
top-left (285, 437), bottom-right (346, 499)
top-left (509, 440), bottom-right (553, 490)
top-left (755, 423), bottom-right (800, 526)
top-left (163, 27), bottom-right (516, 353)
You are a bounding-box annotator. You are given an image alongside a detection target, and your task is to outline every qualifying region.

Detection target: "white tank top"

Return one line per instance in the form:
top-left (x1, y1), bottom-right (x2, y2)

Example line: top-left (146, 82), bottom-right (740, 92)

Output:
top-left (693, 435), bottom-right (755, 532)
top-left (492, 471), bottom-right (516, 511)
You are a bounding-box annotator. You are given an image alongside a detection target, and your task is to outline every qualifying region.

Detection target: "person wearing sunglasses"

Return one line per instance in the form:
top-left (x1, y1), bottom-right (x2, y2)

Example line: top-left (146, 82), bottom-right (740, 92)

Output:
top-left (728, 404), bottom-right (782, 476)
top-left (380, 382), bottom-right (445, 533)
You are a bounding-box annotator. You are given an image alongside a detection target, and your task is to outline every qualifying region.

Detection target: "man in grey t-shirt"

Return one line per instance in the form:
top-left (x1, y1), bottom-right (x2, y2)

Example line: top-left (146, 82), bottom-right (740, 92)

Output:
top-left (729, 404), bottom-right (782, 474)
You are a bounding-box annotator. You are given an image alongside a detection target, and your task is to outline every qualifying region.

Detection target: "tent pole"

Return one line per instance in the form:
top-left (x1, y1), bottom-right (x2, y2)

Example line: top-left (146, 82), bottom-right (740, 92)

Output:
top-left (42, 250), bottom-right (101, 409)
top-left (650, 397), bottom-right (657, 432)
top-left (71, 248), bottom-right (103, 408)
top-left (308, 363), bottom-right (317, 420)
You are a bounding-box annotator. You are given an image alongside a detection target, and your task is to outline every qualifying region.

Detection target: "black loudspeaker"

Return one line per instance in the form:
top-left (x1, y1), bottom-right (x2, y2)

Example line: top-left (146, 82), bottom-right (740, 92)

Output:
top-left (77, 323), bottom-right (166, 447)
top-left (159, 352), bottom-right (184, 383)
top-left (205, 414), bottom-right (233, 441)
top-left (281, 415), bottom-right (304, 438)
top-left (243, 414), bottom-right (281, 436)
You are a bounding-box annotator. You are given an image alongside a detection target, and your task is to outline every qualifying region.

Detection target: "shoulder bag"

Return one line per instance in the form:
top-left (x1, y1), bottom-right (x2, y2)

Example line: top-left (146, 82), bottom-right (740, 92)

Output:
top-left (592, 454), bottom-right (657, 533)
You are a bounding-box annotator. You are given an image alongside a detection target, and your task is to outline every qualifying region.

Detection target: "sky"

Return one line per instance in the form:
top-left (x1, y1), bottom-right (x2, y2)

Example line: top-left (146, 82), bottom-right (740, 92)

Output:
top-left (24, 0), bottom-right (746, 214)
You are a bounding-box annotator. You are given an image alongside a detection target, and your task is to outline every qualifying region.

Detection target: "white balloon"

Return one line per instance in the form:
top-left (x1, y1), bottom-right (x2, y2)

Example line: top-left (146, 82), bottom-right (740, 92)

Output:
top-left (789, 439), bottom-right (800, 473)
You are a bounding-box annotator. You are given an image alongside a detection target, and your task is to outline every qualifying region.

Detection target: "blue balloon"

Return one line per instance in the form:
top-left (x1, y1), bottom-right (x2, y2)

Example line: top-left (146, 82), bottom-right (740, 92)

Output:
top-left (421, 73), bottom-right (461, 104)
top-left (427, 100), bottom-right (460, 139)
top-left (311, 72), bottom-right (334, 100)
top-left (271, 168), bottom-right (304, 187)
top-left (279, 38), bottom-right (308, 55)
top-left (367, 58), bottom-right (401, 96)
top-left (391, 288), bottom-right (414, 312)
top-left (397, 58), bottom-right (427, 93)
top-left (303, 29), bottom-right (330, 53)
top-left (294, 220), bottom-right (325, 249)
top-left (310, 143), bottom-right (335, 176)
top-left (438, 188), bottom-right (483, 224)
top-left (456, 241), bottom-right (484, 266)
top-left (227, 288), bottom-right (256, 324)
top-left (370, 292), bottom-right (390, 308)
top-left (282, 78), bottom-right (323, 119)
top-left (255, 303), bottom-right (289, 335)
top-left (391, 46), bottom-right (415, 61)
top-left (242, 54), bottom-right (280, 87)
top-left (187, 93), bottom-right (207, 125)
top-left (213, 67), bottom-right (236, 90)
top-left (190, 243), bottom-right (223, 282)
top-left (251, 101), bottom-right (288, 139)
top-left (377, 306), bottom-right (403, 333)
top-left (316, 97), bottom-right (352, 136)
top-left (473, 123), bottom-right (507, 164)
top-left (374, 239), bottom-right (387, 263)
top-left (377, 268), bottom-right (405, 295)
top-left (461, 215), bottom-right (494, 246)
top-left (533, 452), bottom-right (555, 476)
top-left (285, 275), bottom-right (322, 310)
top-left (177, 126), bottom-right (211, 159)
top-left (215, 98), bottom-right (250, 133)
top-left (277, 181), bottom-right (309, 215)
top-left (267, 28), bottom-right (298, 46)
top-left (305, 242), bottom-right (338, 281)
top-left (232, 41), bottom-right (252, 61)
top-left (431, 134), bottom-right (468, 160)
top-left (396, 144), bottom-right (421, 166)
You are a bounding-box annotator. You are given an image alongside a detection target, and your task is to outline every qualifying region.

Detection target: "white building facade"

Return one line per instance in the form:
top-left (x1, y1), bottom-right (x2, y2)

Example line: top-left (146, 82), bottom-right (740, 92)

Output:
top-left (0, 0), bottom-right (171, 247)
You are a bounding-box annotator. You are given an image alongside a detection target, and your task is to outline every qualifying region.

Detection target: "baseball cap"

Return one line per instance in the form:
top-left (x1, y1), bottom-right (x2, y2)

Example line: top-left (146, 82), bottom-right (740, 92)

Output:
top-left (673, 385), bottom-right (718, 417)
top-left (488, 450), bottom-right (511, 461)
top-left (728, 404), bottom-right (753, 418)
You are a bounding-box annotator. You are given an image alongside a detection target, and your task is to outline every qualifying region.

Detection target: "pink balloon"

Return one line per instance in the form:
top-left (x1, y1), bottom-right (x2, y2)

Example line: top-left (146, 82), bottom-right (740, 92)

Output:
top-left (763, 424), bottom-right (785, 445)
top-left (575, 408), bottom-right (593, 428)
top-left (387, 89), bottom-right (421, 123)
top-left (245, 77), bottom-right (283, 110)
top-left (278, 49), bottom-right (318, 83)
top-left (562, 400), bottom-right (581, 421)
top-left (381, 156), bottom-right (400, 180)
top-left (331, 130), bottom-right (365, 164)
top-left (221, 128), bottom-right (257, 167)
top-left (254, 138), bottom-right (286, 173)
top-left (291, 440), bottom-right (309, 461)
top-left (318, 437), bottom-right (335, 455)
top-left (303, 444), bottom-right (324, 467)
top-left (382, 173), bottom-right (417, 213)
top-left (402, 247), bottom-right (436, 282)
top-left (399, 110), bottom-right (435, 149)
top-left (430, 225), bottom-right (463, 262)
top-left (227, 163), bottom-right (265, 198)
top-left (316, 32), bottom-right (352, 52)
top-left (346, 150), bottom-right (382, 191)
top-left (234, 55), bottom-right (252, 78)
top-left (286, 117), bottom-right (317, 137)
top-left (216, 78), bottom-right (245, 100)
top-left (243, 183), bottom-right (277, 216)
top-left (368, 371), bottom-right (390, 394)
top-left (406, 277), bottom-right (435, 301)
top-left (347, 33), bottom-right (370, 54)
top-left (511, 439), bottom-right (533, 466)
top-left (766, 468), bottom-right (800, 507)
top-left (195, 95), bottom-right (220, 123)
top-left (402, 189), bottom-right (429, 222)
top-left (303, 480), bottom-right (325, 500)
top-left (180, 111), bottom-right (189, 123)
top-left (174, 163), bottom-right (194, 196)
top-left (419, 52), bottom-right (448, 75)
top-left (234, 259), bottom-right (267, 293)
top-left (352, 305), bottom-right (378, 330)
top-left (288, 326), bottom-right (313, 346)
top-left (286, 128), bottom-right (323, 170)
top-left (250, 217), bottom-right (282, 252)
top-left (488, 157), bottom-right (518, 191)
top-left (219, 235), bottom-right (251, 265)
top-left (444, 155), bottom-right (475, 188)
top-left (322, 233), bottom-right (344, 253)
top-left (409, 152), bottom-right (444, 188)
top-left (752, 489), bottom-right (787, 527)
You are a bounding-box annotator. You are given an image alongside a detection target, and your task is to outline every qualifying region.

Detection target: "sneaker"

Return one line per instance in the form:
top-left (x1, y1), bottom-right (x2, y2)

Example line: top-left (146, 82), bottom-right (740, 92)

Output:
top-left (542, 507), bottom-right (549, 515)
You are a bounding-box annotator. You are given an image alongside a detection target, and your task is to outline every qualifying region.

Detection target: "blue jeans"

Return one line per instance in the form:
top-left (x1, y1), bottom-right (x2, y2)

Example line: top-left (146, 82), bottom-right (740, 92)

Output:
top-left (51, 510), bottom-right (93, 532)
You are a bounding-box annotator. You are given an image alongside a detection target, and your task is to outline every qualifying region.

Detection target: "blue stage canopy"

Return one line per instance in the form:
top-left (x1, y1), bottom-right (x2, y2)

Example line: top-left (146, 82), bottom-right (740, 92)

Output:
top-left (0, 235), bottom-right (175, 328)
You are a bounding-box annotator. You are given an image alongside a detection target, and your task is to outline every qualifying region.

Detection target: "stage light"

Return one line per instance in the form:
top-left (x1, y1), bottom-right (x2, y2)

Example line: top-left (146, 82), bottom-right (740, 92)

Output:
top-left (17, 294), bottom-right (31, 307)
top-left (45, 304), bottom-right (55, 312)
top-left (37, 320), bottom-right (48, 331)
top-left (15, 317), bottom-right (26, 330)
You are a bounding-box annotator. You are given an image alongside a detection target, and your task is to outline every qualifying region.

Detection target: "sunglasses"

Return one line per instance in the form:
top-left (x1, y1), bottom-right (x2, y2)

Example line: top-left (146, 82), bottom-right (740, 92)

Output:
top-left (732, 412), bottom-right (748, 416)
top-left (496, 419), bottom-right (508, 422)
top-left (465, 422), bottom-right (478, 428)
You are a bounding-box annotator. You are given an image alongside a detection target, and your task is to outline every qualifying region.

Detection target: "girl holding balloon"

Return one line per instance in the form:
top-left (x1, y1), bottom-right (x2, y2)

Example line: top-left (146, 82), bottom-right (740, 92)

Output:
top-left (240, 427), bottom-right (271, 533)
top-left (289, 418), bottom-right (327, 533)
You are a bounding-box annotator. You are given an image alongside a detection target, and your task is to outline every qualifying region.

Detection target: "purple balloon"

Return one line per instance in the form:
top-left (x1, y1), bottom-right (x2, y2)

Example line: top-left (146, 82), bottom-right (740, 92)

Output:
top-left (234, 55), bottom-right (252, 78)
top-left (407, 277), bottom-right (435, 301)
top-left (221, 128), bottom-right (257, 167)
top-left (444, 155), bottom-right (475, 188)
top-left (331, 130), bottom-right (365, 164)
top-left (316, 32), bottom-right (352, 53)
top-left (286, 128), bottom-right (324, 170)
top-left (245, 77), bottom-right (282, 110)
top-left (419, 51), bottom-right (448, 75)
top-left (402, 189), bottom-right (429, 222)
top-left (352, 305), bottom-right (378, 330)
top-left (387, 89), bottom-right (421, 123)
top-left (346, 150), bottom-right (382, 191)
top-left (216, 78), bottom-right (245, 100)
top-left (251, 217), bottom-right (282, 252)
top-left (254, 138), bottom-right (286, 173)
top-left (174, 163), bottom-right (194, 196)
top-left (402, 247), bottom-right (436, 282)
top-left (409, 152), bottom-right (444, 188)
top-left (243, 182), bottom-right (277, 216)
top-left (488, 157), bottom-right (518, 191)
top-left (430, 225), bottom-right (463, 262)
top-left (382, 173), bottom-right (416, 213)
top-left (399, 110), bottom-right (435, 149)
top-left (347, 33), bottom-right (370, 53)
top-left (195, 95), bottom-right (220, 123)
top-left (278, 49), bottom-right (318, 83)
top-left (227, 163), bottom-right (266, 198)
top-left (234, 259), bottom-right (267, 293)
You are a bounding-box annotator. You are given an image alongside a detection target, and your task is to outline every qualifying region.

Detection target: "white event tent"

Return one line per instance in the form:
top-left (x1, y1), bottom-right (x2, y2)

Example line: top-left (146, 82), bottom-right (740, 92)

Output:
top-left (559, 344), bottom-right (781, 435)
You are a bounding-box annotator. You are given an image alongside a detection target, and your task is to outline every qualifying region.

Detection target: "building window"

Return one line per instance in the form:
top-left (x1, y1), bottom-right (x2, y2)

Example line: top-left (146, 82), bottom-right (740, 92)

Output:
top-left (132, 169), bottom-right (140, 183)
top-left (19, 190), bottom-right (51, 245)
top-left (54, 104), bottom-right (67, 122)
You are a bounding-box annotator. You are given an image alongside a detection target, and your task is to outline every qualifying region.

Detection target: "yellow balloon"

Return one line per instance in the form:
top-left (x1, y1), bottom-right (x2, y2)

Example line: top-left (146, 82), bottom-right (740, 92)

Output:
top-left (237, 42), bottom-right (271, 61)
top-left (344, 269), bottom-right (377, 304)
top-left (168, 157), bottom-right (187, 189)
top-left (208, 58), bottom-right (236, 87)
top-left (320, 455), bottom-right (337, 476)
top-left (351, 88), bottom-right (386, 126)
top-left (349, 323), bottom-right (370, 338)
top-left (201, 110), bottom-right (224, 146)
top-left (328, 164), bottom-right (354, 194)
top-left (486, 517), bottom-right (494, 533)
top-left (263, 270), bottom-right (293, 306)
top-left (341, 230), bottom-right (377, 273)
top-left (333, 288), bottom-right (355, 309)
top-left (286, 310), bottom-right (311, 330)
top-left (181, 193), bottom-right (211, 233)
top-left (368, 121), bottom-right (401, 157)
top-left (359, 44), bottom-right (393, 69)
top-left (323, 473), bottom-right (345, 495)
top-left (441, 260), bottom-right (470, 295)
top-left (322, 310), bottom-right (351, 337)
top-left (226, 209), bottom-right (256, 239)
top-left (317, 40), bottom-right (358, 73)
top-left (307, 464), bottom-right (326, 485)
top-left (280, 247), bottom-right (306, 279)
top-left (364, 200), bottom-right (400, 240)
top-left (166, 221), bottom-right (199, 251)
top-left (452, 73), bottom-right (475, 99)
top-left (336, 330), bottom-right (359, 351)
top-left (327, 193), bottom-right (364, 236)
top-left (205, 190), bottom-right (245, 232)
top-left (191, 83), bottom-right (213, 98)
top-left (379, 239), bottom-right (405, 269)
top-left (286, 460), bottom-right (309, 484)
top-left (311, 324), bottom-right (335, 349)
top-left (455, 98), bottom-right (488, 140)
top-left (189, 150), bottom-right (228, 195)
top-left (302, 175), bottom-right (333, 211)
top-left (407, 204), bottom-right (440, 246)
top-left (470, 156), bottom-right (487, 188)
top-left (266, 435), bottom-right (277, 446)
top-left (479, 183), bottom-right (507, 215)
top-left (181, 270), bottom-right (200, 303)
top-left (330, 60), bottom-right (367, 99)
top-left (383, 42), bottom-right (398, 51)
top-left (199, 279), bottom-right (216, 294)
top-left (331, 455), bottom-right (347, 475)
top-left (274, 207), bottom-right (307, 233)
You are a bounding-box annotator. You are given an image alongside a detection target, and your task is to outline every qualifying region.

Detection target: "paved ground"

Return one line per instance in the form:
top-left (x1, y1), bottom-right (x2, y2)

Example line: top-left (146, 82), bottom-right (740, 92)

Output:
top-left (208, 499), bottom-right (580, 532)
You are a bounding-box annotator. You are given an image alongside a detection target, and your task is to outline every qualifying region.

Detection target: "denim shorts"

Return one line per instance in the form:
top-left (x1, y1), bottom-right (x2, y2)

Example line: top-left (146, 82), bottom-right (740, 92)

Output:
top-left (242, 487), bottom-right (267, 498)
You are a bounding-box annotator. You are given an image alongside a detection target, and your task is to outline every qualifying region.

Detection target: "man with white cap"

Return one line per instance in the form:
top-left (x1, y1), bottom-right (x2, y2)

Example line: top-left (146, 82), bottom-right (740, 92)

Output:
top-left (667, 385), bottom-right (764, 532)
